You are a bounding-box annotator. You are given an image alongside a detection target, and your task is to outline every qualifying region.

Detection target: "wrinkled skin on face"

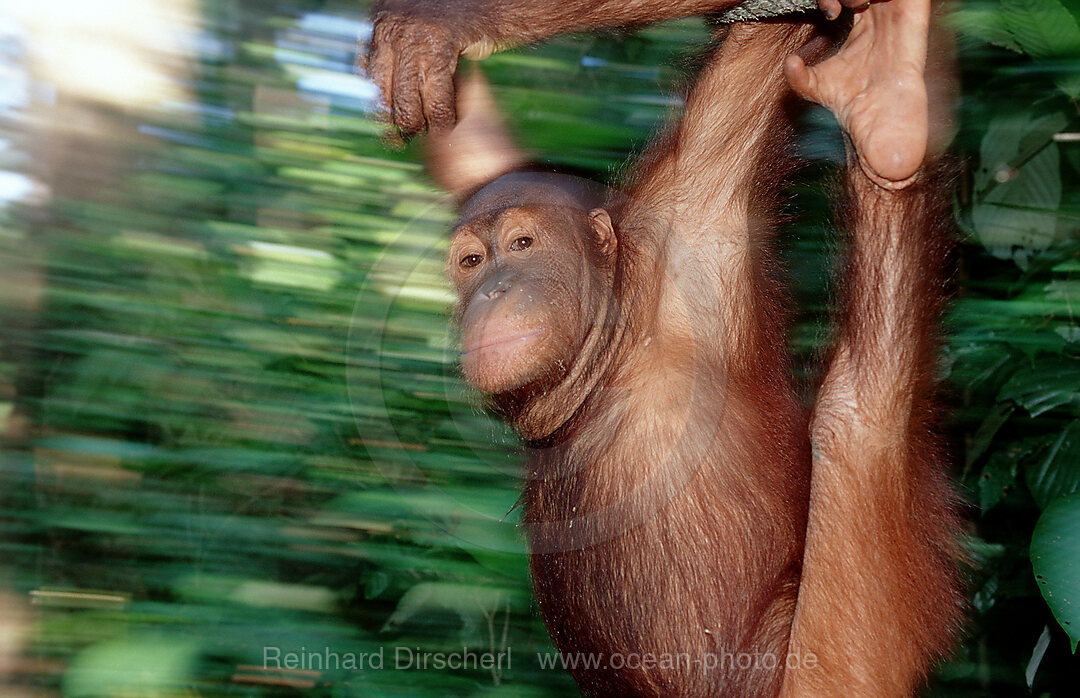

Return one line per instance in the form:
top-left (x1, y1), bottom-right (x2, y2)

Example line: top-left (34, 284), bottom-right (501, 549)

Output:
top-left (448, 172), bottom-right (615, 395)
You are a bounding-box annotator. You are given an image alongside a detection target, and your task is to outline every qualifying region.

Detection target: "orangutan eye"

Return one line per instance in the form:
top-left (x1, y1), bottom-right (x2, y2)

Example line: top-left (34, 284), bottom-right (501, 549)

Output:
top-left (510, 236), bottom-right (533, 251)
top-left (460, 253), bottom-right (484, 268)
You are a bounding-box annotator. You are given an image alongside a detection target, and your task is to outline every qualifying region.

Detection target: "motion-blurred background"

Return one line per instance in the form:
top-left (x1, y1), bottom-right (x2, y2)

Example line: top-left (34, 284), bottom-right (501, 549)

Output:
top-left (0, 0), bottom-right (1077, 695)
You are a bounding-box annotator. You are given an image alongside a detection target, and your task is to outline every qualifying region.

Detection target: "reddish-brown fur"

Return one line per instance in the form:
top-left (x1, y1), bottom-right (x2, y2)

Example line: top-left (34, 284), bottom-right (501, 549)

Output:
top-left (517, 22), bottom-right (823, 697)
top-left (365, 2), bottom-right (964, 696)
top-left (781, 162), bottom-right (964, 696)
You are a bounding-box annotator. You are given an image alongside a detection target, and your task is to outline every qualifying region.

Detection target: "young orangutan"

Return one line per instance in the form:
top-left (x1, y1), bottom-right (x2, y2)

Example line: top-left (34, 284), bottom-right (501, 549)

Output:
top-left (363, 0), bottom-right (962, 695)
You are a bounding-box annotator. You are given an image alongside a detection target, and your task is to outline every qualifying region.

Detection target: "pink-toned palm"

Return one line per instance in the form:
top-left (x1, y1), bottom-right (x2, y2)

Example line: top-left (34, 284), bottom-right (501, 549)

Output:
top-left (787, 0), bottom-right (931, 189)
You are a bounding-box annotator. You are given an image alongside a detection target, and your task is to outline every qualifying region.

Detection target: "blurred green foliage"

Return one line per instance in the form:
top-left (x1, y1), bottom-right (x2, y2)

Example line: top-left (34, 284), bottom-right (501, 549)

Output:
top-left (0, 0), bottom-right (1076, 696)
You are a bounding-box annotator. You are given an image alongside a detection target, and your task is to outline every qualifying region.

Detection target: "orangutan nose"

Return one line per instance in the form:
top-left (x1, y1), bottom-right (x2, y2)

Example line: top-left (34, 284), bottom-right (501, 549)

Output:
top-left (481, 275), bottom-right (513, 300)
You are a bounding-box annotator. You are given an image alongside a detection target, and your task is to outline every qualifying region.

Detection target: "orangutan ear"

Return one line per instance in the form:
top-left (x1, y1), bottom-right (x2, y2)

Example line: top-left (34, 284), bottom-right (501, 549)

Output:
top-left (425, 69), bottom-right (526, 201)
top-left (589, 208), bottom-right (616, 258)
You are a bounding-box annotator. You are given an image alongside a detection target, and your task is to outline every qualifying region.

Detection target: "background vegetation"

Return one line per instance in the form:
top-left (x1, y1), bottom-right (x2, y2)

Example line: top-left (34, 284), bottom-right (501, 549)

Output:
top-left (0, 0), bottom-right (1076, 695)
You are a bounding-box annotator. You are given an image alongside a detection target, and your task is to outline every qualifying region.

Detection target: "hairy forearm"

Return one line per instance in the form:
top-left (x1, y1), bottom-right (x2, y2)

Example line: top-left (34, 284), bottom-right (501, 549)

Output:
top-left (366, 0), bottom-right (748, 134)
top-left (372, 0), bottom-right (742, 47)
top-left (779, 161), bottom-right (961, 698)
top-left (839, 159), bottom-right (953, 402)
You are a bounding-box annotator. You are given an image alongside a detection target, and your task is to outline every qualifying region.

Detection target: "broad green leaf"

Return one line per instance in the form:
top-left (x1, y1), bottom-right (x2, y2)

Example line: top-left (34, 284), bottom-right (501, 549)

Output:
top-left (950, 8), bottom-right (1023, 52)
top-left (65, 637), bottom-right (201, 697)
top-left (230, 580), bottom-right (337, 612)
top-left (382, 582), bottom-right (524, 642)
top-left (1002, 0), bottom-right (1080, 59)
top-left (1001, 0), bottom-right (1080, 97)
top-left (967, 402), bottom-right (1015, 467)
top-left (1031, 493), bottom-right (1080, 651)
top-left (998, 357), bottom-right (1080, 416)
top-left (1026, 421), bottom-right (1080, 508)
top-left (973, 110), bottom-right (1067, 261)
top-left (973, 110), bottom-right (1067, 192)
top-left (364, 570), bottom-right (390, 599)
top-left (980, 449), bottom-right (1021, 511)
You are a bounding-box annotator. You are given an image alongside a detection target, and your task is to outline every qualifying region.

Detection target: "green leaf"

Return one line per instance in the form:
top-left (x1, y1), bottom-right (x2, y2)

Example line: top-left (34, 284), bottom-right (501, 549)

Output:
top-left (967, 402), bottom-right (1015, 467)
top-left (1001, 0), bottom-right (1080, 97)
top-left (973, 110), bottom-right (1067, 261)
top-left (949, 8), bottom-right (1023, 52)
top-left (1001, 0), bottom-right (1080, 59)
top-left (974, 110), bottom-right (1067, 193)
top-left (364, 570), bottom-right (390, 599)
top-left (64, 637), bottom-right (201, 697)
top-left (382, 582), bottom-right (523, 643)
top-left (1026, 421), bottom-right (1080, 508)
top-left (980, 449), bottom-right (1021, 511)
top-left (998, 356), bottom-right (1080, 416)
top-left (993, 358), bottom-right (1080, 419)
top-left (1030, 493), bottom-right (1080, 651)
